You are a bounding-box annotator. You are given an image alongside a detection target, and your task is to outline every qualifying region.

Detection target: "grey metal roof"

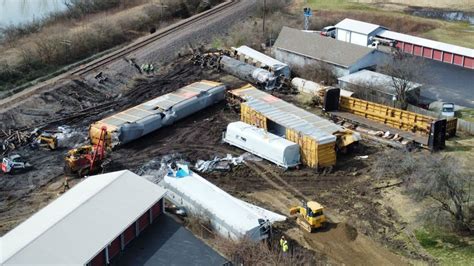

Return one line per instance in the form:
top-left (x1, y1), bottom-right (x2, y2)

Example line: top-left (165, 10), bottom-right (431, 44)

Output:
top-left (235, 45), bottom-right (288, 68)
top-left (1, 170), bottom-right (167, 265)
top-left (335, 18), bottom-right (382, 35)
top-left (233, 86), bottom-right (338, 144)
top-left (338, 69), bottom-right (421, 94)
top-left (245, 99), bottom-right (336, 144)
top-left (273, 26), bottom-right (374, 67)
top-left (97, 80), bottom-right (223, 127)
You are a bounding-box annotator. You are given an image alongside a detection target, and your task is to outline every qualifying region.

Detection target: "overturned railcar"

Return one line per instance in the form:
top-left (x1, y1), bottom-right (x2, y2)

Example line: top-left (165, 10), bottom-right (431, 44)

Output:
top-left (228, 84), bottom-right (362, 168)
top-left (223, 121), bottom-right (300, 169)
top-left (90, 80), bottom-right (226, 148)
top-left (220, 56), bottom-right (278, 90)
top-left (233, 45), bottom-right (291, 78)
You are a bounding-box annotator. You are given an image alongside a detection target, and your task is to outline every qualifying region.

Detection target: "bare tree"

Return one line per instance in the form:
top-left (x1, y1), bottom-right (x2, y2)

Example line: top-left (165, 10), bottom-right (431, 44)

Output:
top-left (293, 61), bottom-right (338, 86)
top-left (379, 50), bottom-right (424, 110)
top-left (375, 150), bottom-right (473, 232)
top-left (407, 155), bottom-right (473, 232)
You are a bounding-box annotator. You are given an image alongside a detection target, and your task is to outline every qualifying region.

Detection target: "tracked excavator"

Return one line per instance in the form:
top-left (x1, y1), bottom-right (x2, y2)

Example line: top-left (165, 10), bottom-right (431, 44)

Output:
top-left (290, 201), bottom-right (327, 233)
top-left (64, 126), bottom-right (108, 177)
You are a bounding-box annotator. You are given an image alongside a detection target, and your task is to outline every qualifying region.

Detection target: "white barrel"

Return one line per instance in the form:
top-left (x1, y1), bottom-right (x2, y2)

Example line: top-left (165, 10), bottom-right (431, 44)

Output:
top-left (291, 77), bottom-right (325, 94)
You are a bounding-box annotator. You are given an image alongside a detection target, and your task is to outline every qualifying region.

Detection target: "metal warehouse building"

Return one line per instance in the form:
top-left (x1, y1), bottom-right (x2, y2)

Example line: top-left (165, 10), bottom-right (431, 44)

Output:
top-left (272, 26), bottom-right (383, 77)
top-left (0, 170), bottom-right (166, 265)
top-left (334, 18), bottom-right (474, 69)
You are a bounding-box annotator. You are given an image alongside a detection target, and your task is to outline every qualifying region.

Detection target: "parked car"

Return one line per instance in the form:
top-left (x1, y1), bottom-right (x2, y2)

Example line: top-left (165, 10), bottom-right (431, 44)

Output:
top-left (441, 103), bottom-right (455, 118)
top-left (320, 26), bottom-right (336, 38)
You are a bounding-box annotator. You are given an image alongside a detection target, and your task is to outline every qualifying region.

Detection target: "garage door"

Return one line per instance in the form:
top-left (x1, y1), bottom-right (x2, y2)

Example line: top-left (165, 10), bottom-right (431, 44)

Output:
top-left (151, 200), bottom-right (162, 221)
top-left (422, 47), bottom-right (432, 58)
top-left (350, 32), bottom-right (367, 46)
top-left (108, 236), bottom-right (121, 260)
top-left (403, 44), bottom-right (413, 53)
top-left (464, 57), bottom-right (474, 69)
top-left (138, 211), bottom-right (150, 233)
top-left (123, 224), bottom-right (136, 246)
top-left (453, 55), bottom-right (463, 66)
top-left (337, 29), bottom-right (351, 42)
top-left (443, 52), bottom-right (453, 63)
top-left (413, 45), bottom-right (422, 56)
top-left (89, 250), bottom-right (105, 266)
top-left (433, 50), bottom-right (442, 60)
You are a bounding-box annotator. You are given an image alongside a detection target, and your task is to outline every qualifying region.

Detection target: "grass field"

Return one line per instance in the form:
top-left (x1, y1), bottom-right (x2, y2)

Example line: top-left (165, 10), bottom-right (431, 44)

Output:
top-left (305, 0), bottom-right (474, 48)
top-left (415, 227), bottom-right (474, 266)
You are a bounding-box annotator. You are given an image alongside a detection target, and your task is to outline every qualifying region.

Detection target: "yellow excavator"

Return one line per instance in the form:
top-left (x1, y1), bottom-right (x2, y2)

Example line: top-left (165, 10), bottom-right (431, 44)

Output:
top-left (289, 201), bottom-right (327, 233)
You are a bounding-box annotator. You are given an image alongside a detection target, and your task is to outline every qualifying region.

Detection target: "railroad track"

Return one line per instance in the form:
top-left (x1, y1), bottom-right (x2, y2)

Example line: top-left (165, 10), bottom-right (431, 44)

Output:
top-left (0, 0), bottom-right (239, 110)
top-left (70, 0), bottom-right (238, 77)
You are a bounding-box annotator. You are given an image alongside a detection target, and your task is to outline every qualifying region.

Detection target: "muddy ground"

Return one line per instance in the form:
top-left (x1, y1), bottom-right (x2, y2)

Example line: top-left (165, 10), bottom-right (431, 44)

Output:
top-left (0, 58), bottom-right (431, 265)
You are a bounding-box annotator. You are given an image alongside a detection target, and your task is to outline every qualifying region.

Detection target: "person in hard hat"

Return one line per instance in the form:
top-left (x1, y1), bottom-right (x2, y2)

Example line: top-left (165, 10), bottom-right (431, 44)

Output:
top-left (63, 177), bottom-right (70, 193)
top-left (280, 236), bottom-right (289, 253)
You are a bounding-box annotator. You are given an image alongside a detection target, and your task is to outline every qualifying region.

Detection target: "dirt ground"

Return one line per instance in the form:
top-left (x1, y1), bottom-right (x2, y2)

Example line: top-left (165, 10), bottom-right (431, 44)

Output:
top-left (0, 57), bottom-right (434, 265)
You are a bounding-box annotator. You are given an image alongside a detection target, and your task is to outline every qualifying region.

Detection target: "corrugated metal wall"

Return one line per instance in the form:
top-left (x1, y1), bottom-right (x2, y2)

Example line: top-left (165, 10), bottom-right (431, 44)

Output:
top-left (241, 102), bottom-right (336, 168)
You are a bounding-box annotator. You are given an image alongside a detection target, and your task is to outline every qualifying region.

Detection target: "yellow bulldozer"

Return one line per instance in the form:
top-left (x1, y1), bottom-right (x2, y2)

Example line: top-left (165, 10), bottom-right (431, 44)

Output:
top-left (289, 201), bottom-right (327, 233)
top-left (37, 133), bottom-right (58, 150)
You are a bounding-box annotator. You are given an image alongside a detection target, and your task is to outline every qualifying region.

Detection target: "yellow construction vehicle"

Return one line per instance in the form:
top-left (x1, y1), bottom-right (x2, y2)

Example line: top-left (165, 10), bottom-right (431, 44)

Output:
top-left (37, 133), bottom-right (58, 150)
top-left (289, 201), bottom-right (327, 233)
top-left (64, 127), bottom-right (108, 177)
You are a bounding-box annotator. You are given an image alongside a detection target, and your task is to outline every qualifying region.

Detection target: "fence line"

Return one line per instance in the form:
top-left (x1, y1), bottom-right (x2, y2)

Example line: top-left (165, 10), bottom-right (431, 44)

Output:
top-left (406, 104), bottom-right (474, 135)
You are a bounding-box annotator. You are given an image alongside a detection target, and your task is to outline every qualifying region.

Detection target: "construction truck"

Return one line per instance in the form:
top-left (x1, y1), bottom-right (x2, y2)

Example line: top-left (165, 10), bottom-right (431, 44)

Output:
top-left (289, 201), bottom-right (327, 233)
top-left (64, 126), bottom-right (108, 177)
top-left (1, 154), bottom-right (31, 174)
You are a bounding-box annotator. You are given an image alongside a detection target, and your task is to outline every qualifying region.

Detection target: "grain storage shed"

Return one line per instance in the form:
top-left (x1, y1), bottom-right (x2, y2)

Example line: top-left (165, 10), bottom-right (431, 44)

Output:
top-left (161, 171), bottom-right (286, 241)
top-left (223, 121), bottom-right (300, 168)
top-left (229, 85), bottom-right (361, 168)
top-left (0, 170), bottom-right (166, 266)
top-left (90, 80), bottom-right (225, 147)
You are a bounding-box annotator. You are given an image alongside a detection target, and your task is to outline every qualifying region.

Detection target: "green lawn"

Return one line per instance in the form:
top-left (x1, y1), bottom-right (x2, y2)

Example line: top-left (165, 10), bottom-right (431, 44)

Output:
top-left (416, 227), bottom-right (474, 265)
top-left (304, 0), bottom-right (474, 49)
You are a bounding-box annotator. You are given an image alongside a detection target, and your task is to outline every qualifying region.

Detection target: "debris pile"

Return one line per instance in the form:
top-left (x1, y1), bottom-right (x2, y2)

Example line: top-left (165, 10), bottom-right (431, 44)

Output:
top-left (194, 153), bottom-right (261, 172)
top-left (195, 154), bottom-right (244, 172)
top-left (1, 129), bottom-right (31, 155)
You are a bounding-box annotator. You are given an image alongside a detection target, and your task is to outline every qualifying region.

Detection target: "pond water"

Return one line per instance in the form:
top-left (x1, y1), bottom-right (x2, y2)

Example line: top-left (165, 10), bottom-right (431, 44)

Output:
top-left (408, 9), bottom-right (474, 25)
top-left (0, 0), bottom-right (68, 27)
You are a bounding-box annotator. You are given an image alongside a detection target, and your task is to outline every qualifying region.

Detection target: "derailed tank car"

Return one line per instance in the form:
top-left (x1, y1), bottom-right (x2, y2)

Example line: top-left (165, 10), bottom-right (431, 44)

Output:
top-left (223, 121), bottom-right (300, 169)
top-left (90, 80), bottom-right (226, 148)
top-left (219, 56), bottom-right (278, 90)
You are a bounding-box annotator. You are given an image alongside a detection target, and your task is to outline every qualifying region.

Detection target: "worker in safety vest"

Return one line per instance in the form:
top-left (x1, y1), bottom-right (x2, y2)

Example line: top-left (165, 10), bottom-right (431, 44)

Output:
top-left (60, 177), bottom-right (70, 195)
top-left (280, 236), bottom-right (289, 253)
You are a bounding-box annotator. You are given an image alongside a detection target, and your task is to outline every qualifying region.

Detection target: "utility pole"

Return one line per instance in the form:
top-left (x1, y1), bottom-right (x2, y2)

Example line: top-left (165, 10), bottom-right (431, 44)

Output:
top-left (262, 0), bottom-right (266, 42)
top-left (303, 7), bottom-right (312, 31)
